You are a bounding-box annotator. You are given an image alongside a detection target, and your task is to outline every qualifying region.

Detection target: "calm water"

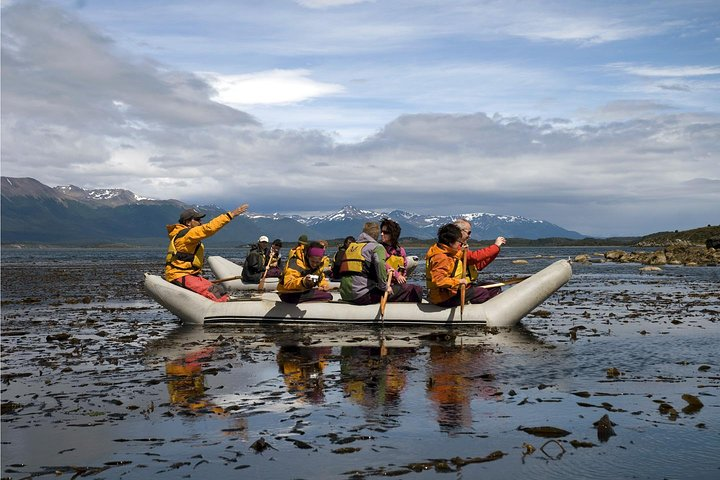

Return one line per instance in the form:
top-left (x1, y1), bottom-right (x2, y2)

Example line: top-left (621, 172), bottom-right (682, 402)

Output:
top-left (1, 247), bottom-right (719, 479)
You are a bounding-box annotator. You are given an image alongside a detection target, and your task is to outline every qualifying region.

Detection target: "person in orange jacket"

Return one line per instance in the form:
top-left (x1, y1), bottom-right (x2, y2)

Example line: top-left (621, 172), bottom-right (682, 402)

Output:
top-left (165, 204), bottom-right (249, 301)
top-left (425, 223), bottom-right (505, 306)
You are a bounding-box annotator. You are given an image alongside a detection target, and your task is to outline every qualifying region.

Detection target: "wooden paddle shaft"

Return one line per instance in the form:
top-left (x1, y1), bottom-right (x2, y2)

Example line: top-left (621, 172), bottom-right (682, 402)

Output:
top-left (211, 275), bottom-right (242, 284)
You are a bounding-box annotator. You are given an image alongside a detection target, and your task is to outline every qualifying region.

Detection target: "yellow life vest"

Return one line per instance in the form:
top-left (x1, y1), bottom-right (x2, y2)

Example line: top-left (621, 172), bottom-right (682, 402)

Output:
top-left (338, 241), bottom-right (369, 275)
top-left (468, 264), bottom-right (478, 282)
top-left (386, 254), bottom-right (405, 272)
top-left (165, 228), bottom-right (204, 272)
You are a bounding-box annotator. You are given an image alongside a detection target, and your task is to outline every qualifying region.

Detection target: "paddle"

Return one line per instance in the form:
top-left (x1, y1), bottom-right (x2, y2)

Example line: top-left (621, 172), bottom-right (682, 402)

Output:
top-left (477, 276), bottom-right (529, 289)
top-left (459, 247), bottom-right (467, 320)
top-left (210, 275), bottom-right (242, 284)
top-left (379, 269), bottom-right (394, 323)
top-left (257, 250), bottom-right (276, 292)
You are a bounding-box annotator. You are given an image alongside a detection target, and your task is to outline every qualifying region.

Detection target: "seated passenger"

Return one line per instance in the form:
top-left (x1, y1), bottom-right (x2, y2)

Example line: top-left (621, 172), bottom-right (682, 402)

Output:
top-left (265, 239), bottom-right (284, 278)
top-left (288, 234), bottom-right (309, 261)
top-left (278, 241), bottom-right (333, 304)
top-left (331, 236), bottom-right (355, 279)
top-left (425, 224), bottom-right (505, 307)
top-left (241, 235), bottom-right (269, 283)
top-left (339, 222), bottom-right (422, 305)
top-left (380, 218), bottom-right (411, 285)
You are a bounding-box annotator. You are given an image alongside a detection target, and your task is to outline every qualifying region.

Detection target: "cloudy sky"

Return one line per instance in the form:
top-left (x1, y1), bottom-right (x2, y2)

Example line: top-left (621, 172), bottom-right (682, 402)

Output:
top-left (2, 0), bottom-right (719, 236)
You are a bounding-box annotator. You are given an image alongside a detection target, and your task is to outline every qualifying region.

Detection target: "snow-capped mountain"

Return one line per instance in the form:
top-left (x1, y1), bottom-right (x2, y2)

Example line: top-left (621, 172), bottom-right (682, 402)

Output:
top-left (287, 205), bottom-right (583, 240)
top-left (1, 177), bottom-right (585, 244)
top-left (300, 205), bottom-right (387, 226)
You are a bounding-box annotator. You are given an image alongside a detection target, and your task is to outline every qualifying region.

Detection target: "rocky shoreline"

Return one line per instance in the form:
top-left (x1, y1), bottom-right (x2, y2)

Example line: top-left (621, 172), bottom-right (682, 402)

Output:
top-left (574, 242), bottom-right (720, 267)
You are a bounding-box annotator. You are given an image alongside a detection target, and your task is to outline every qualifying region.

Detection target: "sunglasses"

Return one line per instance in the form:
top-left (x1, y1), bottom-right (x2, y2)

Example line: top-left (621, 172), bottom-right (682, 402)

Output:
top-left (381, 230), bottom-right (390, 234)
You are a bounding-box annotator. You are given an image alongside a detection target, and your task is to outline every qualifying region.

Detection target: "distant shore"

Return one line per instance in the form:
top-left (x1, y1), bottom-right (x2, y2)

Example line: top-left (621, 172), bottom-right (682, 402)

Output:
top-left (2, 224), bottom-right (717, 250)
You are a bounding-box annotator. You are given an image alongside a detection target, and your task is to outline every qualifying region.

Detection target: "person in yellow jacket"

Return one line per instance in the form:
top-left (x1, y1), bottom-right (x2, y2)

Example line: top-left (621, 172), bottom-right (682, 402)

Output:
top-left (278, 241), bottom-right (333, 304)
top-left (165, 204), bottom-right (249, 301)
top-left (288, 234), bottom-right (309, 261)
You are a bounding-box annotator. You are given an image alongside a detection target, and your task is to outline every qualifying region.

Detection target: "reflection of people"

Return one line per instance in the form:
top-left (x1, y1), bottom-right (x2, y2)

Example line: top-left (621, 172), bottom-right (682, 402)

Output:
top-left (164, 346), bottom-right (248, 436)
top-left (165, 347), bottom-right (224, 414)
top-left (339, 222), bottom-right (422, 305)
top-left (277, 346), bottom-right (331, 404)
top-left (426, 345), bottom-right (499, 433)
top-left (425, 223), bottom-right (504, 307)
top-left (165, 205), bottom-right (249, 301)
top-left (241, 235), bottom-right (269, 283)
top-left (340, 346), bottom-right (413, 412)
top-left (278, 241), bottom-right (333, 303)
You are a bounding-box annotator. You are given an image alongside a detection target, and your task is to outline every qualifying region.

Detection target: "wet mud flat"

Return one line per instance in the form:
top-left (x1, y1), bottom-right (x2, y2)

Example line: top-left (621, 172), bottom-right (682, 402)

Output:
top-left (1, 250), bottom-right (719, 479)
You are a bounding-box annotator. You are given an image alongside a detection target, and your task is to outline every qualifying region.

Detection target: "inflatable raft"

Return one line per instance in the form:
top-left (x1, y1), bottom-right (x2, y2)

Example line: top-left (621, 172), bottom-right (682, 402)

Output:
top-left (144, 259), bottom-right (572, 327)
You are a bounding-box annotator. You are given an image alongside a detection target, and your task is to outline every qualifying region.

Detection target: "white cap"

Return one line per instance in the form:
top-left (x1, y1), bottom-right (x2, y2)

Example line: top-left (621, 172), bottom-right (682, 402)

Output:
top-left (258, 235), bottom-right (269, 243)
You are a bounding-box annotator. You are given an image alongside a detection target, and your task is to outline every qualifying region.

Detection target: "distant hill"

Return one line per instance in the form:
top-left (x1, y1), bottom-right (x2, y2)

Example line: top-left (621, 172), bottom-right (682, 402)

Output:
top-left (636, 225), bottom-right (720, 247)
top-left (2, 176), bottom-right (586, 246)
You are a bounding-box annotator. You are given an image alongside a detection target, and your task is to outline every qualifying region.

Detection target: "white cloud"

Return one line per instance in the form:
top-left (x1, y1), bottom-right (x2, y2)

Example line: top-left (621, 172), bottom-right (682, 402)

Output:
top-left (296, 0), bottom-right (371, 8)
top-left (2, 0), bottom-right (719, 236)
top-left (608, 63), bottom-right (720, 78)
top-left (199, 69), bottom-right (345, 106)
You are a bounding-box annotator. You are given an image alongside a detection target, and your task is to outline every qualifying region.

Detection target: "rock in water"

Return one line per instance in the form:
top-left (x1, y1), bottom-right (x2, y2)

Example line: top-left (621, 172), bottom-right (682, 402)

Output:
top-left (593, 414), bottom-right (616, 442)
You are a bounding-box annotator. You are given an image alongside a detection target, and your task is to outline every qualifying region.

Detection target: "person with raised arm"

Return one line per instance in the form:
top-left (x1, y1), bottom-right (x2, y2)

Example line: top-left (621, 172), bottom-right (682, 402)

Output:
top-left (164, 204), bottom-right (249, 302)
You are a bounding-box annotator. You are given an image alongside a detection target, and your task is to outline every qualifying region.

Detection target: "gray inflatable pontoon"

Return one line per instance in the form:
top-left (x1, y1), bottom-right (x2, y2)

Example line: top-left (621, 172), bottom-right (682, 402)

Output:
top-left (145, 259), bottom-right (572, 327)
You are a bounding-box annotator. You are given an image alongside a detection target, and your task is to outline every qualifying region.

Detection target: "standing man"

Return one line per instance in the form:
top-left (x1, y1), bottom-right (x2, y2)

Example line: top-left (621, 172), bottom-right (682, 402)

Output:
top-left (165, 204), bottom-right (249, 301)
top-left (338, 222), bottom-right (422, 305)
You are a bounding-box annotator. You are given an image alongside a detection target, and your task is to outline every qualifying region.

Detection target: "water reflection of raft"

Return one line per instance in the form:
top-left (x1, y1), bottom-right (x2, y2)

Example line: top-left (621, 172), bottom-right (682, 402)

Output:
top-left (144, 259), bottom-right (572, 327)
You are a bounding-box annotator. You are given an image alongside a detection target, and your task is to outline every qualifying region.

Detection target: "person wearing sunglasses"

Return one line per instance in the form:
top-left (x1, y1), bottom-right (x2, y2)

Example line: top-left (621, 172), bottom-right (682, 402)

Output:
top-left (165, 204), bottom-right (249, 301)
top-left (453, 218), bottom-right (506, 283)
top-left (380, 218), bottom-right (412, 285)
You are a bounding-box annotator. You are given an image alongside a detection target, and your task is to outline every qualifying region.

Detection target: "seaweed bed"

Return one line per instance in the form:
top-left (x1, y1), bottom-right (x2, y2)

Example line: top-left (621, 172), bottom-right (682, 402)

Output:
top-left (1, 248), bottom-right (719, 479)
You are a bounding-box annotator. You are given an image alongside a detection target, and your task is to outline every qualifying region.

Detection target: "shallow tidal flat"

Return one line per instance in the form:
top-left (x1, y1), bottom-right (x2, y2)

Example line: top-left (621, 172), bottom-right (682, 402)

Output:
top-left (1, 248), bottom-right (719, 479)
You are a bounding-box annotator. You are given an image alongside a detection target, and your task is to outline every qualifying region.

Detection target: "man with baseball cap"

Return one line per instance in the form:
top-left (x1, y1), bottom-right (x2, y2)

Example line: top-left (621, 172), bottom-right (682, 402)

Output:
top-left (241, 235), bottom-right (271, 283)
top-left (165, 203), bottom-right (249, 301)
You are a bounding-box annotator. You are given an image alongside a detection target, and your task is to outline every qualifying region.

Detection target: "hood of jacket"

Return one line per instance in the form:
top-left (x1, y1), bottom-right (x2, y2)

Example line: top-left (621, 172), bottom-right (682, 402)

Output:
top-left (166, 223), bottom-right (187, 238)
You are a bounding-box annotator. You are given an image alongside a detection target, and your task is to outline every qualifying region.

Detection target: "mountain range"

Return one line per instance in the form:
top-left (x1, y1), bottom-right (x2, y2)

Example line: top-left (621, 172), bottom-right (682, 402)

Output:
top-left (1, 176), bottom-right (584, 246)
